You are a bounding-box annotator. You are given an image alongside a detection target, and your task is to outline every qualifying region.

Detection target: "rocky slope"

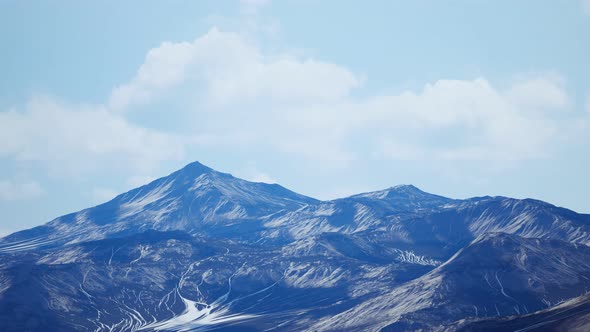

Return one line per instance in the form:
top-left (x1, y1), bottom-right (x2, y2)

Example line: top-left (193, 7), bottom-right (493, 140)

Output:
top-left (1, 161), bottom-right (589, 331)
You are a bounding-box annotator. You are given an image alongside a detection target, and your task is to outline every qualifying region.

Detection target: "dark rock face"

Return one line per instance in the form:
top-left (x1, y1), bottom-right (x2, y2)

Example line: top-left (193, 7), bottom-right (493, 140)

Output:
top-left (453, 292), bottom-right (590, 332)
top-left (1, 161), bottom-right (589, 331)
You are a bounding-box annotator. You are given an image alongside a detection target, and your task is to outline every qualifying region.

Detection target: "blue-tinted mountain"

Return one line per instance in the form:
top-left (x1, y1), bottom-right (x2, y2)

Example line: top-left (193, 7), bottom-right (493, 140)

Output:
top-left (453, 291), bottom-right (590, 331)
top-left (313, 233), bottom-right (590, 331)
top-left (0, 161), bottom-right (589, 331)
top-left (0, 161), bottom-right (318, 251)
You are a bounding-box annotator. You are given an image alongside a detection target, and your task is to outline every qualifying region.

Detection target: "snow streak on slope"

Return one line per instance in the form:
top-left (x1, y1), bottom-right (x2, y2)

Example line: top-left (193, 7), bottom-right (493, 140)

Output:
top-left (119, 180), bottom-right (176, 220)
top-left (0, 237), bottom-right (57, 253)
top-left (311, 233), bottom-right (590, 331)
top-left (1, 161), bottom-right (590, 331)
top-left (141, 262), bottom-right (259, 331)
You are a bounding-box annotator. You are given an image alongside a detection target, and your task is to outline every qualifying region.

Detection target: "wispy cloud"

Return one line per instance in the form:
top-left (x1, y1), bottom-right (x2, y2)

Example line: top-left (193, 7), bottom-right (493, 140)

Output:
top-left (108, 28), bottom-right (360, 112)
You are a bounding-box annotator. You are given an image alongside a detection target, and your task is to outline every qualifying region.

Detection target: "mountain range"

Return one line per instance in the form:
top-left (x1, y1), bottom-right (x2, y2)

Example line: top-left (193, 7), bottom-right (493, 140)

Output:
top-left (1, 161), bottom-right (589, 331)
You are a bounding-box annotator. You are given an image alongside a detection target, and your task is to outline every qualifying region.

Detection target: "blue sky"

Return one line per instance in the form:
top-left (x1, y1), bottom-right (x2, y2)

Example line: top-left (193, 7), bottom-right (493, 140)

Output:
top-left (1, 0), bottom-right (589, 235)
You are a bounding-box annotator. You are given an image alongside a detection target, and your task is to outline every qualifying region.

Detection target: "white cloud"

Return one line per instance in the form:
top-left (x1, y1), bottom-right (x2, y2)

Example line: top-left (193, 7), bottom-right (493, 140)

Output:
top-left (506, 76), bottom-right (569, 110)
top-left (360, 78), bottom-right (559, 161)
top-left (583, 0), bottom-right (590, 15)
top-left (109, 28), bottom-right (360, 111)
top-left (0, 179), bottom-right (43, 201)
top-left (0, 96), bottom-right (185, 176)
top-left (106, 29), bottom-right (576, 165)
top-left (2, 28), bottom-right (582, 194)
top-left (255, 77), bottom-right (560, 162)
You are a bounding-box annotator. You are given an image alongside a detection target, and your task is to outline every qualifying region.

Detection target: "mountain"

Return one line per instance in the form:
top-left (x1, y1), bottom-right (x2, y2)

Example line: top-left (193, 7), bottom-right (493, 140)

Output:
top-left (312, 233), bottom-right (590, 331)
top-left (0, 161), bottom-right (318, 251)
top-left (1, 161), bottom-right (589, 331)
top-left (453, 292), bottom-right (590, 331)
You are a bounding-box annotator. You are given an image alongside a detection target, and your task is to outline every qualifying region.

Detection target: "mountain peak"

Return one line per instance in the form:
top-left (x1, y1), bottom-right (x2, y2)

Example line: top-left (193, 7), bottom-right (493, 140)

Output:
top-left (388, 184), bottom-right (422, 193)
top-left (166, 160), bottom-right (234, 187)
top-left (350, 184), bottom-right (429, 200)
top-left (175, 160), bottom-right (214, 176)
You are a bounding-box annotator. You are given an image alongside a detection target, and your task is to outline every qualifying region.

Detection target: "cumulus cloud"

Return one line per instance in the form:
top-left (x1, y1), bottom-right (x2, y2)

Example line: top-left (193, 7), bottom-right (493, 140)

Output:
top-left (0, 97), bottom-right (185, 176)
top-left (0, 179), bottom-right (43, 201)
top-left (506, 75), bottom-right (569, 110)
top-left (105, 28), bottom-right (577, 166)
top-left (109, 28), bottom-right (360, 111)
top-left (362, 78), bottom-right (559, 161)
top-left (2, 27), bottom-right (582, 189)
